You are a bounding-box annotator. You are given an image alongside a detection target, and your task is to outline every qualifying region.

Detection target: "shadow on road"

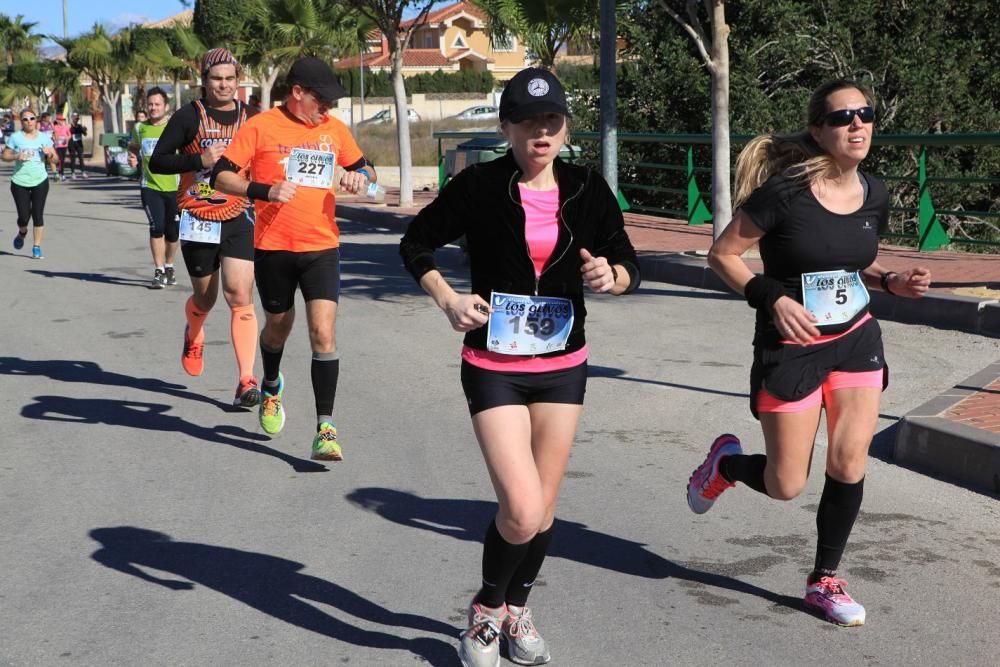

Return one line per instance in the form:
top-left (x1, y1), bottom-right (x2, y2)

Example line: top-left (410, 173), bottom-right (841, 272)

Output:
top-left (588, 364), bottom-right (750, 399)
top-left (634, 286), bottom-right (741, 300)
top-left (19, 392), bottom-right (325, 473)
top-left (345, 488), bottom-right (802, 612)
top-left (89, 527), bottom-right (459, 664)
top-left (1, 356), bottom-right (231, 411)
top-left (25, 269), bottom-right (151, 288)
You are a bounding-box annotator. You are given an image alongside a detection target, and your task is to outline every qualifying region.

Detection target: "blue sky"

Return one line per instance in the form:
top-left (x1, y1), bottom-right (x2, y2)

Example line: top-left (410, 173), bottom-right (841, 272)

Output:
top-left (21, 0), bottom-right (452, 44)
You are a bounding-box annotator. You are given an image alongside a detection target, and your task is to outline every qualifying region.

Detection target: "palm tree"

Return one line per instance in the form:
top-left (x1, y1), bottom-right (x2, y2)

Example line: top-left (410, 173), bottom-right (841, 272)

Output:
top-left (0, 14), bottom-right (42, 67)
top-left (237, 0), bottom-right (361, 110)
top-left (344, 0), bottom-right (437, 207)
top-left (165, 25), bottom-right (206, 110)
top-left (117, 25), bottom-right (183, 115)
top-left (472, 0), bottom-right (603, 70)
top-left (0, 13), bottom-right (45, 110)
top-left (55, 25), bottom-right (130, 132)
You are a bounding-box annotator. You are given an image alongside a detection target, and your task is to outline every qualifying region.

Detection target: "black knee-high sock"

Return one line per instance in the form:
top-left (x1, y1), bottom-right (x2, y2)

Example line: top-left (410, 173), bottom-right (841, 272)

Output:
top-left (812, 474), bottom-right (865, 579)
top-left (311, 352), bottom-right (339, 424)
top-left (475, 520), bottom-right (530, 609)
top-left (505, 525), bottom-right (554, 607)
top-left (260, 339), bottom-right (284, 386)
top-left (719, 453), bottom-right (769, 495)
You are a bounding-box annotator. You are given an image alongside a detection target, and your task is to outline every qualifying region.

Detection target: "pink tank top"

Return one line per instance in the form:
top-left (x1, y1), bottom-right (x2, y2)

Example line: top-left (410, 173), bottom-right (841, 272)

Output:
top-left (520, 184), bottom-right (560, 277)
top-left (462, 183), bottom-right (587, 372)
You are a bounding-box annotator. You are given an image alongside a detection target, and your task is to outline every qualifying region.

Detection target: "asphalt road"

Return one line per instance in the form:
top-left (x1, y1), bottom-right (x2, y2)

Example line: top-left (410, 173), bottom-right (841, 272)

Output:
top-left (1, 174), bottom-right (998, 666)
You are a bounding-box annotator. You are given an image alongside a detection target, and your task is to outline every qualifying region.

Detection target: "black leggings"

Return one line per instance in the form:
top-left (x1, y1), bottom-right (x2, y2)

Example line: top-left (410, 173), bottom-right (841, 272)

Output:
top-left (67, 141), bottom-right (84, 172)
top-left (56, 147), bottom-right (68, 175)
top-left (11, 180), bottom-right (49, 228)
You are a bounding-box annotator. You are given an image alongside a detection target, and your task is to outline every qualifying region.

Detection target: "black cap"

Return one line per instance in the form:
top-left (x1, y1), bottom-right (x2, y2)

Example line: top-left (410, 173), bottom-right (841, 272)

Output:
top-left (286, 57), bottom-right (348, 103)
top-left (499, 68), bottom-right (570, 123)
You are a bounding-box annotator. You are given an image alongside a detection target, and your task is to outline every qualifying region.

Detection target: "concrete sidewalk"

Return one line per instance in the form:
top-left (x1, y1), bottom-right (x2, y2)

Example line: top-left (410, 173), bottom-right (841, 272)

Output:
top-left (336, 189), bottom-right (1000, 495)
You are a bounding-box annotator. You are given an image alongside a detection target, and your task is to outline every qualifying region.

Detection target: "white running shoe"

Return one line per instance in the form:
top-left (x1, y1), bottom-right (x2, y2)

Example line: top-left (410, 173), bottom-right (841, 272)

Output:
top-left (502, 605), bottom-right (551, 665)
top-left (458, 602), bottom-right (505, 667)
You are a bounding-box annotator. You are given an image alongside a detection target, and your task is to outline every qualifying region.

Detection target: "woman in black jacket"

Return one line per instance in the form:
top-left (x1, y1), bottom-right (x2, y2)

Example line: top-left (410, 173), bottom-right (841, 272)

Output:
top-left (400, 68), bottom-right (639, 667)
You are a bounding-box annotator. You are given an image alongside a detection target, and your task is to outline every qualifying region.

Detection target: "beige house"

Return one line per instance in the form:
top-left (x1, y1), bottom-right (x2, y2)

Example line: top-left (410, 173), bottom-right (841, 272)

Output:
top-left (335, 1), bottom-right (529, 81)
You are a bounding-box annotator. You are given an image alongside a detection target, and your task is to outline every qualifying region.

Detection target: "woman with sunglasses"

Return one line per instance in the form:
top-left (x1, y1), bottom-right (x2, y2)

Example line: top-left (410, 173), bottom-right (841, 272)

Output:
top-left (2, 108), bottom-right (58, 259)
top-left (686, 79), bottom-right (931, 627)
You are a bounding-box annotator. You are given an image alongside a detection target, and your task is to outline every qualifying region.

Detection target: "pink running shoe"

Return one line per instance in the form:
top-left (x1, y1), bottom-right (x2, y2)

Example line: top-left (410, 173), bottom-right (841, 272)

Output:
top-left (804, 576), bottom-right (866, 626)
top-left (686, 434), bottom-right (742, 514)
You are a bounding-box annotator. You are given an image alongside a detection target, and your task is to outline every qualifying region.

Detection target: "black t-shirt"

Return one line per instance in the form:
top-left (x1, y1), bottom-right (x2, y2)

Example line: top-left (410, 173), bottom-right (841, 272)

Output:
top-left (69, 122), bottom-right (87, 142)
top-left (741, 170), bottom-right (889, 340)
top-left (149, 101), bottom-right (257, 174)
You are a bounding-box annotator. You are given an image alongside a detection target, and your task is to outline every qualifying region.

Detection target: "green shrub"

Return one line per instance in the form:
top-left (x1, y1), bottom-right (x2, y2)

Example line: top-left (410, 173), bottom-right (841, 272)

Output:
top-left (339, 68), bottom-right (495, 97)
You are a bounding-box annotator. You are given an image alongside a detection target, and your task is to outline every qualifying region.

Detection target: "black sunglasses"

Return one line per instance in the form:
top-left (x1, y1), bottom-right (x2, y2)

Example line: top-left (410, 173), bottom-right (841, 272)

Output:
top-left (21, 116), bottom-right (36, 122)
top-left (824, 106), bottom-right (874, 127)
top-left (304, 88), bottom-right (333, 110)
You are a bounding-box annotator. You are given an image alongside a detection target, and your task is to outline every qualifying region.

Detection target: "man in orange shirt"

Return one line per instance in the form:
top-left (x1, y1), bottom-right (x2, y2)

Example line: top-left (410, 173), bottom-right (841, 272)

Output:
top-left (212, 57), bottom-right (377, 462)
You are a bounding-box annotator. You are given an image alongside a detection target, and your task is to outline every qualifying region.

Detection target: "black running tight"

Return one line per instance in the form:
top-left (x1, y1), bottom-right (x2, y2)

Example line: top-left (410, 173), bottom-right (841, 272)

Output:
top-left (11, 180), bottom-right (49, 228)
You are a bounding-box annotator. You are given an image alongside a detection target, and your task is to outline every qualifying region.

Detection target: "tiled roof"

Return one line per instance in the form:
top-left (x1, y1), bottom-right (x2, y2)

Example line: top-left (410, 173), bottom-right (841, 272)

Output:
top-left (143, 9), bottom-right (193, 29)
top-left (401, 1), bottom-right (486, 29)
top-left (335, 47), bottom-right (490, 70)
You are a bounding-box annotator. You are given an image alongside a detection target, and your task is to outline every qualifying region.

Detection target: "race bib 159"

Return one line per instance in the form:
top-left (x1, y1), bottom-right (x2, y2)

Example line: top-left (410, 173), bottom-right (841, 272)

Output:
top-left (486, 292), bottom-right (574, 355)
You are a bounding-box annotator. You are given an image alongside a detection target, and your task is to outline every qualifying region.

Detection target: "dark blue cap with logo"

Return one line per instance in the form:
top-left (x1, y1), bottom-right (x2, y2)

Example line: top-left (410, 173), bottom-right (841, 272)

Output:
top-left (499, 68), bottom-right (570, 123)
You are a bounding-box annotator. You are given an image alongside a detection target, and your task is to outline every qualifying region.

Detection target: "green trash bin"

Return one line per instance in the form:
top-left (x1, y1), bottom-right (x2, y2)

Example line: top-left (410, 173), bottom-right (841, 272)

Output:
top-left (100, 132), bottom-right (137, 178)
top-left (442, 137), bottom-right (580, 188)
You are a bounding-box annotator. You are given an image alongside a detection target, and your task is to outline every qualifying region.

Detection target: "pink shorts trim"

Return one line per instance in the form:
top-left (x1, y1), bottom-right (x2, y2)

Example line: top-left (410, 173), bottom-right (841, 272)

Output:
top-left (779, 312), bottom-right (872, 345)
top-left (757, 369), bottom-right (884, 413)
top-left (461, 344), bottom-right (589, 373)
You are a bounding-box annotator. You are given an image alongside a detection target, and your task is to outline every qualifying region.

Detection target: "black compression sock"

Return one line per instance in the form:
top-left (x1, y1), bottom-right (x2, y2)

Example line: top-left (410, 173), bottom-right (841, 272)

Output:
top-left (260, 339), bottom-right (284, 386)
top-left (475, 520), bottom-right (530, 609)
top-left (505, 525), bottom-right (554, 607)
top-left (719, 453), bottom-right (769, 495)
top-left (814, 474), bottom-right (865, 574)
top-left (311, 352), bottom-right (339, 418)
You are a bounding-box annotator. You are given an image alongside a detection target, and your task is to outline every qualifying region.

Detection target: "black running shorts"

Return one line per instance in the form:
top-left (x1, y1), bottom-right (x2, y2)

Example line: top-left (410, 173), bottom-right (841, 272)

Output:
top-left (140, 188), bottom-right (179, 241)
top-left (460, 360), bottom-right (588, 416)
top-left (254, 247), bottom-right (341, 314)
top-left (749, 317), bottom-right (887, 419)
top-left (180, 210), bottom-right (255, 278)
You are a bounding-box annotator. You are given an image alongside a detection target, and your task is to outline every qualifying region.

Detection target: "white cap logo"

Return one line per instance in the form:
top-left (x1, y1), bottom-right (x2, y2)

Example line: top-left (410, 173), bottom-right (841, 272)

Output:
top-left (527, 78), bottom-right (549, 97)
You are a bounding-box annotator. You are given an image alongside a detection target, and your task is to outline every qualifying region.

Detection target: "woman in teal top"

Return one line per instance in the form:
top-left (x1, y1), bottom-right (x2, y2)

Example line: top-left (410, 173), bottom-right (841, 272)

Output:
top-left (2, 108), bottom-right (57, 259)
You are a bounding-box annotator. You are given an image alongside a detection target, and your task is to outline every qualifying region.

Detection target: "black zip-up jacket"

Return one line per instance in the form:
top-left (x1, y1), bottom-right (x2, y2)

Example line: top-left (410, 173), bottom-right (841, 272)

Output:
top-left (400, 150), bottom-right (640, 355)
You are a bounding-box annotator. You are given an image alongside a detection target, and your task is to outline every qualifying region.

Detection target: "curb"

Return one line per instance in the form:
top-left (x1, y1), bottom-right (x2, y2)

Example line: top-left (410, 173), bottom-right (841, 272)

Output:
top-left (337, 203), bottom-right (1000, 337)
top-left (894, 362), bottom-right (1000, 495)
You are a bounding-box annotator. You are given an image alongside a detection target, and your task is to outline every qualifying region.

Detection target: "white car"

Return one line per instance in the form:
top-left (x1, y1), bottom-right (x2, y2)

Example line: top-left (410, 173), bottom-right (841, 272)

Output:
top-left (453, 105), bottom-right (498, 121)
top-left (359, 108), bottom-right (421, 125)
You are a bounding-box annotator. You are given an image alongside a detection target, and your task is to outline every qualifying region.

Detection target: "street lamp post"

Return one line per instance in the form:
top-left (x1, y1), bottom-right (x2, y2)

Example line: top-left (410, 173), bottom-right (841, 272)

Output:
top-left (599, 0), bottom-right (618, 195)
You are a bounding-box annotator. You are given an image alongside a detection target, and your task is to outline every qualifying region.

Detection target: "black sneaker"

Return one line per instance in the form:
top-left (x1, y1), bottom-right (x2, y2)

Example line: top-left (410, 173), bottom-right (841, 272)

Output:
top-left (151, 269), bottom-right (166, 289)
top-left (164, 266), bottom-right (177, 285)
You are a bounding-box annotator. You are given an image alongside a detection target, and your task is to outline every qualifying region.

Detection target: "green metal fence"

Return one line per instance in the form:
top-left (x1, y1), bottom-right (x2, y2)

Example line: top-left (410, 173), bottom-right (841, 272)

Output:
top-left (432, 130), bottom-right (1000, 252)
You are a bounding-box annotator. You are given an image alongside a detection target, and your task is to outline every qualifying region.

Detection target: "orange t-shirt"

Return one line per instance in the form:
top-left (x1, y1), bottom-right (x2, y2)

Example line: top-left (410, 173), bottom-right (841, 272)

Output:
top-left (222, 107), bottom-right (364, 252)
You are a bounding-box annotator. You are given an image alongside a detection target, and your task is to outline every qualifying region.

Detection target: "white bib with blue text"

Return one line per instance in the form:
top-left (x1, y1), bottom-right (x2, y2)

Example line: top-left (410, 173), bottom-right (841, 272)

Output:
top-left (285, 148), bottom-right (336, 189)
top-left (486, 292), bottom-right (574, 355)
top-left (179, 209), bottom-right (222, 245)
top-left (801, 269), bottom-right (869, 326)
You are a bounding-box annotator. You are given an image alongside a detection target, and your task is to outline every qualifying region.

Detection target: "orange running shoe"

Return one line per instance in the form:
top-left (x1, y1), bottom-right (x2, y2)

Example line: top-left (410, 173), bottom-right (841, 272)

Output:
top-left (181, 325), bottom-right (204, 376)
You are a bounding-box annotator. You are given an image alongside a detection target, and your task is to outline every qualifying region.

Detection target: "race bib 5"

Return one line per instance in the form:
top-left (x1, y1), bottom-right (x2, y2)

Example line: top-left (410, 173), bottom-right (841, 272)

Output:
top-left (801, 269), bottom-right (870, 326)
